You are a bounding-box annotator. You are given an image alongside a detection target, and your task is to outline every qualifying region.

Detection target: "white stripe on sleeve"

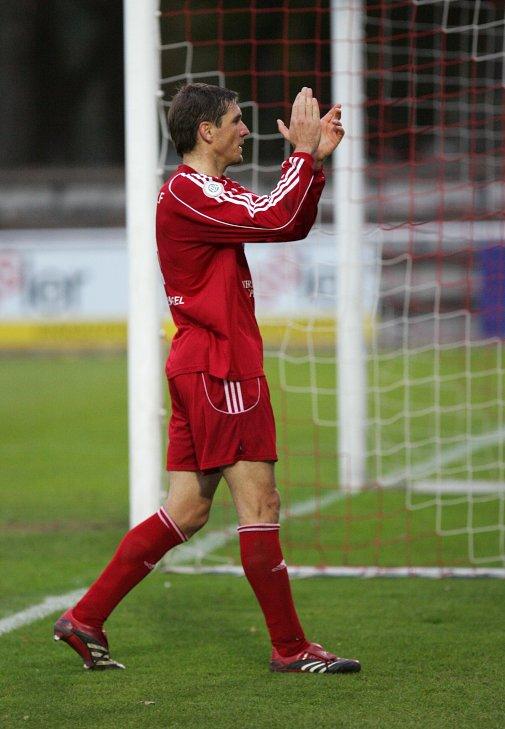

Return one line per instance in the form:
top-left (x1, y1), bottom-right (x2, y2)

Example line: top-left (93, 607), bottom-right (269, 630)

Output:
top-left (169, 156), bottom-right (313, 232)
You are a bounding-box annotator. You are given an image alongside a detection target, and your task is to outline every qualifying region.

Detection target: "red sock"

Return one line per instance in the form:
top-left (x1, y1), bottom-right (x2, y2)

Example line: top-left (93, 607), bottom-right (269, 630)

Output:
top-left (238, 523), bottom-right (309, 657)
top-left (73, 507), bottom-right (186, 628)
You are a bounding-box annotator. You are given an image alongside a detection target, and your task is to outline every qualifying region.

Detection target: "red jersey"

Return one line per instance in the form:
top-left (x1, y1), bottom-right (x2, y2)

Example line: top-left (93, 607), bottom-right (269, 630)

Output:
top-left (156, 151), bottom-right (325, 380)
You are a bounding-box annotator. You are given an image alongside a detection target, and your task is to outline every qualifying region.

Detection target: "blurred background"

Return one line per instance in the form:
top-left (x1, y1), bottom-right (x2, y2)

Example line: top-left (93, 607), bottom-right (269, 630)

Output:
top-left (0, 0), bottom-right (124, 228)
top-left (3, 1), bottom-right (503, 227)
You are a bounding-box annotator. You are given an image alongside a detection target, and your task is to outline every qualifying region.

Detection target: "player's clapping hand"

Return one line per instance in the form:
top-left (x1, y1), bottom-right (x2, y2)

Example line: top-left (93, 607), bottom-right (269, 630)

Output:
top-left (277, 87), bottom-right (321, 157)
top-left (314, 103), bottom-right (345, 162)
top-left (278, 94), bottom-right (345, 165)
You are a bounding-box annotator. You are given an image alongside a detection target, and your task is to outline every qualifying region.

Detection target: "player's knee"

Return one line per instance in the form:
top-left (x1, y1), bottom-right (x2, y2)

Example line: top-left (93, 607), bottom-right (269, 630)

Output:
top-left (268, 487), bottom-right (281, 516)
top-left (178, 507), bottom-right (210, 538)
top-left (255, 487), bottom-right (281, 522)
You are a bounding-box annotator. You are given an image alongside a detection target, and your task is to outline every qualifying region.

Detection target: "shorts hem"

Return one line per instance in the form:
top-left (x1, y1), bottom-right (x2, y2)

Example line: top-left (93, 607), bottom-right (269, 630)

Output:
top-left (167, 367), bottom-right (265, 381)
top-left (167, 453), bottom-right (278, 473)
top-left (200, 453), bottom-right (278, 470)
top-left (167, 463), bottom-right (200, 472)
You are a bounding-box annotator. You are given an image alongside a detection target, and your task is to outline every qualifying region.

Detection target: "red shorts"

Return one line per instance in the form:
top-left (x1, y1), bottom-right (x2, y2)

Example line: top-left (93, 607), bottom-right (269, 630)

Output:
top-left (167, 373), bottom-right (277, 473)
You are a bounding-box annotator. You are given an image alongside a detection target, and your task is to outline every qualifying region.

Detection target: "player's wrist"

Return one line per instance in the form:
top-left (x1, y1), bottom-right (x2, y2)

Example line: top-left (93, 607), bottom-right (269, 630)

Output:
top-left (293, 145), bottom-right (315, 157)
top-left (314, 148), bottom-right (329, 164)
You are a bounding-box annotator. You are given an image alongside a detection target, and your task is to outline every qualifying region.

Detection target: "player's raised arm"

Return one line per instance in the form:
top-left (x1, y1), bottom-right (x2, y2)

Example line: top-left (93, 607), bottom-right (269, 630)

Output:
top-left (162, 151), bottom-right (315, 243)
top-left (159, 86), bottom-right (325, 243)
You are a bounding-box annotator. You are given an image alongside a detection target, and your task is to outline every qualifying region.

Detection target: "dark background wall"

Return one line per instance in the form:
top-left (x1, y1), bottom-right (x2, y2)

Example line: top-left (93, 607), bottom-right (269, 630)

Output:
top-left (0, 0), bottom-right (503, 229)
top-left (0, 0), bottom-right (124, 168)
top-left (2, 1), bottom-right (504, 171)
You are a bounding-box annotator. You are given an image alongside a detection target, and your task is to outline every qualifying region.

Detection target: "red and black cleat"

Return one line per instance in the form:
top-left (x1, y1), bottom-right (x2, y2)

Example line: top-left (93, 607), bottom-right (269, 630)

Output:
top-left (53, 609), bottom-right (125, 671)
top-left (269, 641), bottom-right (361, 674)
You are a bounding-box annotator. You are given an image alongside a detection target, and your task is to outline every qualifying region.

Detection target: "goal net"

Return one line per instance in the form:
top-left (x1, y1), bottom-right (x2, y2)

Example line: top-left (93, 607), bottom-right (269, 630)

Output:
top-left (157, 0), bottom-right (505, 575)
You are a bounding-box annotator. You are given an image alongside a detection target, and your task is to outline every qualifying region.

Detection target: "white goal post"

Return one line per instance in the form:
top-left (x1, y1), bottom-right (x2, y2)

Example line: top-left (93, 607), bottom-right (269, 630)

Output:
top-left (124, 0), bottom-right (163, 526)
top-left (332, 0), bottom-right (367, 492)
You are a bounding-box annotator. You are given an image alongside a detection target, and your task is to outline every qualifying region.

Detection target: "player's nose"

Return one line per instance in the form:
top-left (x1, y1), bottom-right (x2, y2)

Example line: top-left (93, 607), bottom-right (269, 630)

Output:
top-left (240, 123), bottom-right (250, 137)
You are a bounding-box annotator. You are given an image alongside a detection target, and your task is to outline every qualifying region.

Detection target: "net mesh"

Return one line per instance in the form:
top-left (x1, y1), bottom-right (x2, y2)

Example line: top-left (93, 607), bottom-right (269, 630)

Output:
top-left (158, 0), bottom-right (505, 571)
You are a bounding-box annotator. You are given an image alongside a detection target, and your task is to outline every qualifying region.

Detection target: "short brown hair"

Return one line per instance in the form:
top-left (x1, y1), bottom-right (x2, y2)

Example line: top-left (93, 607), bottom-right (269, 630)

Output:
top-left (168, 83), bottom-right (238, 157)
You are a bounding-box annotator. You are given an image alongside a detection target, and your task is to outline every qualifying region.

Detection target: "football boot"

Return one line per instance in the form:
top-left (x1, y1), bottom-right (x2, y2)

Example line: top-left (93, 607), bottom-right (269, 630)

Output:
top-left (53, 609), bottom-right (124, 670)
top-left (269, 641), bottom-right (361, 674)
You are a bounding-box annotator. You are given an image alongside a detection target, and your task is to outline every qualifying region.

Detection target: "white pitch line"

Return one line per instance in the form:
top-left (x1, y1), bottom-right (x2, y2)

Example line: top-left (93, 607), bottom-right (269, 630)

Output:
top-left (0, 589), bottom-right (85, 636)
top-left (0, 493), bottom-right (344, 636)
top-left (3, 427), bottom-right (505, 634)
top-left (167, 564), bottom-right (505, 579)
top-left (0, 493), bottom-right (345, 634)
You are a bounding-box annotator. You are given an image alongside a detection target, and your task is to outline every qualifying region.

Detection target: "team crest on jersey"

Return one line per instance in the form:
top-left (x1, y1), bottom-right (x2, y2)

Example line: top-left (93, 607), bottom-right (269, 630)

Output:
top-left (203, 180), bottom-right (224, 198)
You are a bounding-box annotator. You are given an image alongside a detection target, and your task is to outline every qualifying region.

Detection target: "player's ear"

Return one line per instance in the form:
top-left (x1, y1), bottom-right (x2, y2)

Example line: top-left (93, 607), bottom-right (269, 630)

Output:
top-left (198, 121), bottom-right (214, 145)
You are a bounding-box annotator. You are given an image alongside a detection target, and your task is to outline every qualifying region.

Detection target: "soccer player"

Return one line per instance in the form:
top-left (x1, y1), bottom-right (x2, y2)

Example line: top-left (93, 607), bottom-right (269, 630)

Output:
top-left (54, 83), bottom-right (361, 675)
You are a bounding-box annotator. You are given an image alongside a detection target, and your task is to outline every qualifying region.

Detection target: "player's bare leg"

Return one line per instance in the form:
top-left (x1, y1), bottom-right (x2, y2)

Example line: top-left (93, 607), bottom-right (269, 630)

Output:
top-left (54, 470), bottom-right (220, 670)
top-left (163, 469), bottom-right (221, 537)
top-left (224, 460), bottom-right (280, 525)
top-left (223, 460), bottom-right (360, 674)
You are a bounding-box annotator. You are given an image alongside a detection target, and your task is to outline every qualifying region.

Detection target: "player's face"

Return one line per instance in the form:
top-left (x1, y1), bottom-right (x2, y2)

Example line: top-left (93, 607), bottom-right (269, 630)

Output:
top-left (213, 103), bottom-right (250, 168)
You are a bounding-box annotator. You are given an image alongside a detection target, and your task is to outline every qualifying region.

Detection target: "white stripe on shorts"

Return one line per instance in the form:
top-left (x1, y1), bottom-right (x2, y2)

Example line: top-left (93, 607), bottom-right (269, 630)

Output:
top-left (229, 381), bottom-right (239, 413)
top-left (223, 380), bottom-right (233, 413)
top-left (236, 381), bottom-right (245, 412)
top-left (201, 375), bottom-right (261, 415)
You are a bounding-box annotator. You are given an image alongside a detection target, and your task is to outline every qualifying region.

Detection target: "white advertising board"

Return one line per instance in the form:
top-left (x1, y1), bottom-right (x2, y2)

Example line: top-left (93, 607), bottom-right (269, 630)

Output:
top-left (0, 228), bottom-right (376, 322)
top-left (1, 222), bottom-right (500, 325)
top-left (0, 229), bottom-right (128, 321)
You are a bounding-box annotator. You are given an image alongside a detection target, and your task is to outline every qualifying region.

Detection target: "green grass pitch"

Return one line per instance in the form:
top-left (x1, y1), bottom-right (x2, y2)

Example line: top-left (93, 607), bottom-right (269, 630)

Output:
top-left (1, 353), bottom-right (504, 728)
